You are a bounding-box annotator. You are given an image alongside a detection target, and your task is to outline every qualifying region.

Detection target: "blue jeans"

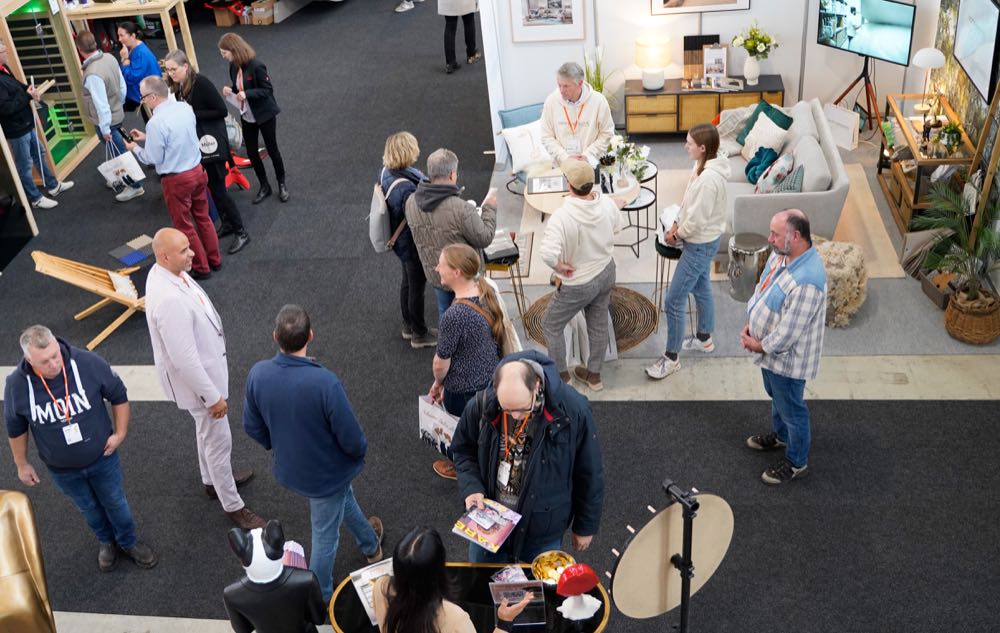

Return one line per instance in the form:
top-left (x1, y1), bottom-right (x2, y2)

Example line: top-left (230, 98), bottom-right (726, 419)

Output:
top-left (47, 451), bottom-right (137, 548)
top-left (761, 368), bottom-right (810, 467)
top-left (468, 535), bottom-right (563, 564)
top-left (435, 287), bottom-right (455, 321)
top-left (9, 128), bottom-right (57, 202)
top-left (664, 237), bottom-right (721, 354)
top-left (101, 129), bottom-right (144, 188)
top-left (309, 484), bottom-right (379, 602)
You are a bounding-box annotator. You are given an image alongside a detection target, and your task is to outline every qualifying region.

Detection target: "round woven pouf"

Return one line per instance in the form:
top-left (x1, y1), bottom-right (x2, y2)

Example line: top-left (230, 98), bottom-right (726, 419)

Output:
top-left (523, 286), bottom-right (658, 353)
top-left (816, 240), bottom-right (868, 328)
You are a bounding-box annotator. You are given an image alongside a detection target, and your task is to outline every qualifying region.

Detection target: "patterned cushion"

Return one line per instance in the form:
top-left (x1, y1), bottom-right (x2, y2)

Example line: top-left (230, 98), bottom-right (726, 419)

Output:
top-left (745, 147), bottom-right (778, 185)
top-left (772, 165), bottom-right (805, 193)
top-left (736, 100), bottom-right (794, 146)
top-left (741, 113), bottom-right (788, 161)
top-left (755, 154), bottom-right (795, 193)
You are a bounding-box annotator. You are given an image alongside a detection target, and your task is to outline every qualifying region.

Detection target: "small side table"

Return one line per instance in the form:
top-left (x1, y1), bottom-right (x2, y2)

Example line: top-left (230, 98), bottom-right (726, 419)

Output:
top-left (616, 186), bottom-right (656, 258)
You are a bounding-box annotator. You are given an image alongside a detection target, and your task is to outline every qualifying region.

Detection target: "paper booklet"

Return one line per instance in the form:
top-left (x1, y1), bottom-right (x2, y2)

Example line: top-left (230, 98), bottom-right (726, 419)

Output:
top-left (488, 580), bottom-right (546, 626)
top-left (349, 558), bottom-right (394, 626)
top-left (453, 499), bottom-right (522, 553)
top-left (527, 174), bottom-right (568, 195)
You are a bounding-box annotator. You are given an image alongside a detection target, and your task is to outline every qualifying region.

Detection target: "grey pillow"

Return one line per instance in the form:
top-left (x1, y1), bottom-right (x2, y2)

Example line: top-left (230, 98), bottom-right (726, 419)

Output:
top-left (784, 101), bottom-right (818, 149)
top-left (793, 136), bottom-right (831, 192)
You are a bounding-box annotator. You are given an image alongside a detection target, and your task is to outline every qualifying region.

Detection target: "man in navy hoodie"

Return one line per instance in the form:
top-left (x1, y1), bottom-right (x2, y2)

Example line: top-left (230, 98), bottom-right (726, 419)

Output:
top-left (243, 305), bottom-right (384, 602)
top-left (4, 325), bottom-right (156, 572)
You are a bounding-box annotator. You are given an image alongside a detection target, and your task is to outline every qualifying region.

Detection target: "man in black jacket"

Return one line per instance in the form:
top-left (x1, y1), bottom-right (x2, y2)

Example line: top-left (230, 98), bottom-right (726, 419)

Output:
top-left (0, 41), bottom-right (73, 209)
top-left (451, 350), bottom-right (604, 563)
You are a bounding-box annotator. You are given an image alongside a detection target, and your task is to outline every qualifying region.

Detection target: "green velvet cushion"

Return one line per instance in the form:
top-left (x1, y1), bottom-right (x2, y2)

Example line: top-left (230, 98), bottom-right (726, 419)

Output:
top-left (736, 100), bottom-right (794, 146)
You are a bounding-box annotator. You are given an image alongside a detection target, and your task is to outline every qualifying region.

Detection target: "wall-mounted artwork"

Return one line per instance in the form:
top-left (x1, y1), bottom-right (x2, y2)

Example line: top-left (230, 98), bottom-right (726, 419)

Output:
top-left (512, 0), bottom-right (585, 42)
top-left (652, 0), bottom-right (750, 16)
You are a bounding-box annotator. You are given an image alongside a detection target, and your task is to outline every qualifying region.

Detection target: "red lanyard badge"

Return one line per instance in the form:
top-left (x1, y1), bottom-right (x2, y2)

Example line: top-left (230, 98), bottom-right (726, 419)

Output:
top-left (33, 363), bottom-right (72, 424)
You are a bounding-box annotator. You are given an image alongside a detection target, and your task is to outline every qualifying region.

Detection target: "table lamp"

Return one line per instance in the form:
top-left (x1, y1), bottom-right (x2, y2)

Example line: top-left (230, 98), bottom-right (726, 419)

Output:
top-left (911, 47), bottom-right (945, 114)
top-left (636, 37), bottom-right (670, 91)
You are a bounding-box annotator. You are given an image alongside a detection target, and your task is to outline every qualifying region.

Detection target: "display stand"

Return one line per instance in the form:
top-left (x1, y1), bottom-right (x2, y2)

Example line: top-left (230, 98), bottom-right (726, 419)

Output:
top-left (834, 55), bottom-right (880, 131)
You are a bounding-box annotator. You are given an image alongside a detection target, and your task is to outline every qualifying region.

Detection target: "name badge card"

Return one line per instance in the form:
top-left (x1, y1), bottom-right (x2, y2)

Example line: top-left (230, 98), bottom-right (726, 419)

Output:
top-left (564, 138), bottom-right (582, 155)
top-left (497, 461), bottom-right (511, 488)
top-left (63, 423), bottom-right (83, 445)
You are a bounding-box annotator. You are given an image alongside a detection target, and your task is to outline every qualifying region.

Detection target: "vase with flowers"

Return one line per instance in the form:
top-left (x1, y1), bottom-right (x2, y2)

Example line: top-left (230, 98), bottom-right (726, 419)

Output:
top-left (732, 24), bottom-right (778, 86)
top-left (605, 134), bottom-right (651, 186)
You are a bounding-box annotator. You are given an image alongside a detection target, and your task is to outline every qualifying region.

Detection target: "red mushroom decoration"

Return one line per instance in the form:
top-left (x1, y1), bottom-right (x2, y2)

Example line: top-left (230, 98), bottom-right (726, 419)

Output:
top-left (556, 563), bottom-right (599, 597)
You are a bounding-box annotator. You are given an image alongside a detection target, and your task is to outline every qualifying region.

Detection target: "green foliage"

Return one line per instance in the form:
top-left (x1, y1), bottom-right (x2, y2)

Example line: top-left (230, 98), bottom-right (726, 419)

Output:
top-left (732, 23), bottom-right (778, 60)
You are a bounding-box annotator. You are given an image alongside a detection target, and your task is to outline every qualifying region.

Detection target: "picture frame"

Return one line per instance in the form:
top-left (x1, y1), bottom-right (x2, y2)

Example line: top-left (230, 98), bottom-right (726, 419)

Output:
top-left (511, 0), bottom-right (585, 43)
top-left (652, 0), bottom-right (750, 16)
top-left (702, 44), bottom-right (727, 80)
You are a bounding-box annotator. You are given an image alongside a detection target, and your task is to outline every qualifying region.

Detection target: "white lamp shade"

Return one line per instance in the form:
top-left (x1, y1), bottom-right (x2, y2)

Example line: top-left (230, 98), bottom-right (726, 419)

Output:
top-left (912, 47), bottom-right (945, 70)
top-left (635, 38), bottom-right (670, 70)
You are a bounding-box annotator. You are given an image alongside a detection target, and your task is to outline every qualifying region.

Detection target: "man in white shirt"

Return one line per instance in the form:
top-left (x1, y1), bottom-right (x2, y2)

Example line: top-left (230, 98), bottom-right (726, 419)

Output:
top-left (539, 62), bottom-right (614, 168)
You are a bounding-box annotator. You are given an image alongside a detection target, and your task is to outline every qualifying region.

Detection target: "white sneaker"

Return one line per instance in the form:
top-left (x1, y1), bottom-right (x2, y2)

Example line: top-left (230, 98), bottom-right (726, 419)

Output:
top-left (645, 354), bottom-right (681, 380)
top-left (31, 196), bottom-right (58, 209)
top-left (681, 337), bottom-right (716, 353)
top-left (394, 0), bottom-right (414, 11)
top-left (47, 181), bottom-right (74, 196)
top-left (115, 186), bottom-right (145, 202)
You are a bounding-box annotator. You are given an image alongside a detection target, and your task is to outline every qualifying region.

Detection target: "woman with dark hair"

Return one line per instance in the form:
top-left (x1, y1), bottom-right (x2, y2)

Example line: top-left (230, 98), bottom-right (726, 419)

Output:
top-left (373, 527), bottom-right (531, 633)
top-left (646, 122), bottom-right (730, 380)
top-left (218, 32), bottom-right (288, 205)
top-left (117, 21), bottom-right (160, 124)
top-left (164, 50), bottom-right (251, 255)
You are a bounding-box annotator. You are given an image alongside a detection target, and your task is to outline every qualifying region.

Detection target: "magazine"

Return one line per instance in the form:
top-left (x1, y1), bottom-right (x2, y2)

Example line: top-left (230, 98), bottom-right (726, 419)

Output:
top-left (488, 580), bottom-right (546, 626)
top-left (453, 499), bottom-right (522, 553)
top-left (527, 175), bottom-right (568, 195)
top-left (349, 558), bottom-right (394, 626)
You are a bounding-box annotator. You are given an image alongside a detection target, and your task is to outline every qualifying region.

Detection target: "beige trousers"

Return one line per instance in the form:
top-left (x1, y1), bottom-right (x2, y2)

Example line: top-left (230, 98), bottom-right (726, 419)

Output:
top-left (189, 408), bottom-right (243, 513)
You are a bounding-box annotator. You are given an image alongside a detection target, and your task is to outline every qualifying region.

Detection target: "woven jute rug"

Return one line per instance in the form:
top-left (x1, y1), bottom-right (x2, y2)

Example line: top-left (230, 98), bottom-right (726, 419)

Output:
top-left (522, 286), bottom-right (658, 353)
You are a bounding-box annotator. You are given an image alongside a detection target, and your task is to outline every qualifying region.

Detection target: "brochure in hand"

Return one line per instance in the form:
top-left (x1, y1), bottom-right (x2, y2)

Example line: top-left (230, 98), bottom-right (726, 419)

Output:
top-left (349, 558), bottom-right (394, 626)
top-left (488, 580), bottom-right (546, 626)
top-left (453, 499), bottom-right (522, 554)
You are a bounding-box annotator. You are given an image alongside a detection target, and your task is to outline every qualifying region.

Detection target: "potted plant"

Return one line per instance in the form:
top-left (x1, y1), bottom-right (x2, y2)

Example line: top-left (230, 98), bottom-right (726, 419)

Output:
top-left (936, 122), bottom-right (963, 154)
top-left (912, 182), bottom-right (1000, 344)
top-left (583, 46), bottom-right (622, 110)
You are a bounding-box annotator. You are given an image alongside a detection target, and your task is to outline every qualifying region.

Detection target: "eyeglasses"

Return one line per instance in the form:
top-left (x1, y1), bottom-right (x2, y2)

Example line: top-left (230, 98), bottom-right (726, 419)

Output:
top-left (503, 392), bottom-right (536, 417)
top-left (164, 67), bottom-right (179, 73)
top-left (139, 93), bottom-right (153, 101)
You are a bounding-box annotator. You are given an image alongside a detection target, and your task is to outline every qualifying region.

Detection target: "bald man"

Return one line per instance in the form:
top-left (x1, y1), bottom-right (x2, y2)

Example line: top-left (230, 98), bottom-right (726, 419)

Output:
top-left (742, 210), bottom-right (827, 485)
top-left (450, 350), bottom-right (604, 564)
top-left (145, 228), bottom-right (264, 528)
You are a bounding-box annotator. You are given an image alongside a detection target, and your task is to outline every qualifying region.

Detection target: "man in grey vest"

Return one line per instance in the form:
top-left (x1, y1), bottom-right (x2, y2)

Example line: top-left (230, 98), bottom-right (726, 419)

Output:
top-left (77, 31), bottom-right (144, 203)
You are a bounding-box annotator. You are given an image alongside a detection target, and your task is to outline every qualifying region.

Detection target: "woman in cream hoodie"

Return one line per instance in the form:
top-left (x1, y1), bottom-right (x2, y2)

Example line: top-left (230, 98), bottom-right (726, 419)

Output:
top-left (647, 123), bottom-right (730, 380)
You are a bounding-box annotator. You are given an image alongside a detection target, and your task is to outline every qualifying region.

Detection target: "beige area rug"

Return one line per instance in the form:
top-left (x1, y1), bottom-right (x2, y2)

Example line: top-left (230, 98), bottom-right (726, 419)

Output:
top-left (516, 163), bottom-right (905, 286)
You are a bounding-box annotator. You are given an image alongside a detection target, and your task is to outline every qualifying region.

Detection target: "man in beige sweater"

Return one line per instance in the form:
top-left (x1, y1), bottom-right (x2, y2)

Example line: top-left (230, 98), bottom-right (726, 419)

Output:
top-left (539, 62), bottom-right (614, 167)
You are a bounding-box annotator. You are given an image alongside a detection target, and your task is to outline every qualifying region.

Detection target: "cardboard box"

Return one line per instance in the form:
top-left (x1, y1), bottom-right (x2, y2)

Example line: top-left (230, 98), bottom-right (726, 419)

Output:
top-left (213, 8), bottom-right (238, 27)
top-left (251, 0), bottom-right (274, 25)
top-left (920, 270), bottom-right (956, 310)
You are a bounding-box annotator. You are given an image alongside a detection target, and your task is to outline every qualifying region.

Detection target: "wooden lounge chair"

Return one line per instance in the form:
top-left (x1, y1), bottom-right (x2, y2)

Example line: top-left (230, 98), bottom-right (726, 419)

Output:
top-left (31, 251), bottom-right (145, 351)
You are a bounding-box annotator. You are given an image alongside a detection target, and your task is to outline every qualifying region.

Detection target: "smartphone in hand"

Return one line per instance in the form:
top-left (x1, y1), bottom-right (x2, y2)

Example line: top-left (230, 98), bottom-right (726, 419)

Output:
top-left (117, 126), bottom-right (134, 143)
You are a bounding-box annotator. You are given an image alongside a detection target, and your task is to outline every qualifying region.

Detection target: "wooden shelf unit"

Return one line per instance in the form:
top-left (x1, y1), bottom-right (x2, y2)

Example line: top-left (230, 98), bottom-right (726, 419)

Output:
top-left (624, 75), bottom-right (784, 135)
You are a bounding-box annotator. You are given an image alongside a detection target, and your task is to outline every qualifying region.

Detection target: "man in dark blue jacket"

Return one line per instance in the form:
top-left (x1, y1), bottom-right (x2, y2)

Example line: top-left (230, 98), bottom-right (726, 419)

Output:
top-left (451, 350), bottom-right (604, 563)
top-left (4, 325), bottom-right (156, 572)
top-left (243, 305), bottom-right (384, 602)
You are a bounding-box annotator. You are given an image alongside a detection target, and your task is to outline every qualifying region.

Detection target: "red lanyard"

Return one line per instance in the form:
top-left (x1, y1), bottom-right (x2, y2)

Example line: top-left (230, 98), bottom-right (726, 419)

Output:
top-left (758, 256), bottom-right (786, 294)
top-left (502, 411), bottom-right (530, 462)
top-left (33, 364), bottom-right (72, 425)
top-left (562, 103), bottom-right (586, 135)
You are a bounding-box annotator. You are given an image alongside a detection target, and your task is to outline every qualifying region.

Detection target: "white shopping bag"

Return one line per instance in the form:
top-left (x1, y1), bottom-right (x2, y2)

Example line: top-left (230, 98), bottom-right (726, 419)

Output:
top-left (562, 310), bottom-right (617, 368)
top-left (98, 142), bottom-right (144, 191)
top-left (418, 395), bottom-right (460, 460)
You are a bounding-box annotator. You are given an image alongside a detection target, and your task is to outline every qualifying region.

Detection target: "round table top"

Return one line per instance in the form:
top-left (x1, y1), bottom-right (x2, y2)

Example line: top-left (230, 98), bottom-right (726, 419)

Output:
top-left (636, 160), bottom-right (658, 183)
top-left (623, 186), bottom-right (656, 211)
top-left (525, 167), bottom-right (640, 216)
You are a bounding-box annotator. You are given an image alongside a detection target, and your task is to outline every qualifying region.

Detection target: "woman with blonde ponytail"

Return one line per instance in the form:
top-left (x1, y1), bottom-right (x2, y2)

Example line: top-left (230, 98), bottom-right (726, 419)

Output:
top-left (427, 244), bottom-right (503, 480)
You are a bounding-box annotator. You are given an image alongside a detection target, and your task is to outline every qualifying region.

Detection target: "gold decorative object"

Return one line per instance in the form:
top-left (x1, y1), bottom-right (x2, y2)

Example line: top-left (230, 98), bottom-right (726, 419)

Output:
top-left (0, 490), bottom-right (56, 633)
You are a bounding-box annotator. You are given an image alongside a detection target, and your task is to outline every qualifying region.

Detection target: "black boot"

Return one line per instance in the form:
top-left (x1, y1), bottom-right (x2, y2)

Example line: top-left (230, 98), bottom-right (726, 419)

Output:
top-left (228, 230), bottom-right (251, 254)
top-left (252, 184), bottom-right (272, 205)
top-left (278, 182), bottom-right (290, 203)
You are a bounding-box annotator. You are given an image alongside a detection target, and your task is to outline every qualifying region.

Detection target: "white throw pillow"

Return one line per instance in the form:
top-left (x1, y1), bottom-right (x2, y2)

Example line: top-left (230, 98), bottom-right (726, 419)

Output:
top-left (741, 114), bottom-right (787, 161)
top-left (501, 119), bottom-right (552, 174)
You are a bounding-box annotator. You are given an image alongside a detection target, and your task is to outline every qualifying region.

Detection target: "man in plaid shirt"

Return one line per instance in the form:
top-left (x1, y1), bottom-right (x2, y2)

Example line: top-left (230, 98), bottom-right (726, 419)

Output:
top-left (740, 210), bottom-right (827, 485)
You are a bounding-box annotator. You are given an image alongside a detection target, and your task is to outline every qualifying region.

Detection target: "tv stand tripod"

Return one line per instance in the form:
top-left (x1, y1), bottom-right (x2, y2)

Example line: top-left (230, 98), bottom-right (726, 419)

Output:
top-left (835, 55), bottom-right (880, 131)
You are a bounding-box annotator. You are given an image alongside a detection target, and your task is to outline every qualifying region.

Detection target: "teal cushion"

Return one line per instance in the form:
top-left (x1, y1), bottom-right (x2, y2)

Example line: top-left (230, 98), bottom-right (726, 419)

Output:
top-left (745, 147), bottom-right (779, 184)
top-left (737, 100), bottom-right (794, 146)
top-left (772, 165), bottom-right (804, 193)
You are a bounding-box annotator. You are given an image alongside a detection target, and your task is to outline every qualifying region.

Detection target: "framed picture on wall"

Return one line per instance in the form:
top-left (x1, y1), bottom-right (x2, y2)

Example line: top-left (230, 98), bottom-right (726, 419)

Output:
top-left (652, 0), bottom-right (750, 16)
top-left (511, 0), bottom-right (586, 43)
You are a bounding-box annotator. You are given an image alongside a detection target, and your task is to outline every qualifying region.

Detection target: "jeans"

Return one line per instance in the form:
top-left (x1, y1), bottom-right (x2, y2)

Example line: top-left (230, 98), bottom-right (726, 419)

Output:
top-left (9, 128), bottom-right (57, 202)
top-left (664, 237), bottom-right (721, 354)
top-left (468, 535), bottom-right (562, 564)
top-left (761, 368), bottom-right (811, 467)
top-left (47, 451), bottom-right (137, 548)
top-left (242, 116), bottom-right (285, 187)
top-left (309, 484), bottom-right (379, 602)
top-left (444, 13), bottom-right (477, 66)
top-left (399, 256), bottom-right (428, 336)
top-left (435, 287), bottom-right (455, 321)
top-left (101, 129), bottom-right (144, 189)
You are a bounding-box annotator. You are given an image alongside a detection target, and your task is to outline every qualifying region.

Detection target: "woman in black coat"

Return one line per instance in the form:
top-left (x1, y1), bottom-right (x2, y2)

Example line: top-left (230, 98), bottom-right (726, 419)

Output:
top-left (218, 32), bottom-right (288, 204)
top-left (164, 50), bottom-right (251, 254)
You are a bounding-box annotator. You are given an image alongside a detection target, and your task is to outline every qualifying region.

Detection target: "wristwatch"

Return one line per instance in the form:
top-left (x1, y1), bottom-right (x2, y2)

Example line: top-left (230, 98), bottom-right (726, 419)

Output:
top-left (496, 620), bottom-right (515, 633)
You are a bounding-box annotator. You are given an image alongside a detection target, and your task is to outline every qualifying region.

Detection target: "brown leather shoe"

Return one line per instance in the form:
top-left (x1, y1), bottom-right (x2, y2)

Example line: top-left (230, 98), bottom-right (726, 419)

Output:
top-left (432, 459), bottom-right (457, 480)
top-left (122, 541), bottom-right (158, 569)
top-left (573, 366), bottom-right (604, 391)
top-left (227, 506), bottom-right (266, 530)
top-left (366, 516), bottom-right (385, 564)
top-left (205, 468), bottom-right (255, 499)
top-left (98, 542), bottom-right (118, 572)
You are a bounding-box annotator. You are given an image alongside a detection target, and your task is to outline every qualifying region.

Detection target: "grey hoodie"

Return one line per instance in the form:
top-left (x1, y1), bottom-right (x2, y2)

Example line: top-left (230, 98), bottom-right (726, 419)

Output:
top-left (539, 191), bottom-right (625, 286)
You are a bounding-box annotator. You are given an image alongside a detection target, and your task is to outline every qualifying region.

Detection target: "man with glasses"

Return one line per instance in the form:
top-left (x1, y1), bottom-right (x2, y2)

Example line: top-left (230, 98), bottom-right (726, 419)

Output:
top-left (451, 350), bottom-right (605, 564)
top-left (125, 76), bottom-right (220, 280)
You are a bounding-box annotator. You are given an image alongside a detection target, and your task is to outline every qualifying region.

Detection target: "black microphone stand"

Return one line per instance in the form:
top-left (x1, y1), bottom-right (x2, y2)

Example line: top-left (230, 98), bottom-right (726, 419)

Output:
top-left (662, 479), bottom-right (700, 633)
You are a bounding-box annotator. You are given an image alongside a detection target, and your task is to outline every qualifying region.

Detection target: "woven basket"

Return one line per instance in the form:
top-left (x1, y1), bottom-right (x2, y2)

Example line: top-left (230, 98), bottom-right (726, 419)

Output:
top-left (944, 290), bottom-right (1000, 345)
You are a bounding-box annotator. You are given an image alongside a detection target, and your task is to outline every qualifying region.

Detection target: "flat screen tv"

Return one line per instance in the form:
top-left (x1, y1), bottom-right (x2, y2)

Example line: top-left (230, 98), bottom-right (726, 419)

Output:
top-left (954, 0), bottom-right (1000, 103)
top-left (817, 0), bottom-right (916, 67)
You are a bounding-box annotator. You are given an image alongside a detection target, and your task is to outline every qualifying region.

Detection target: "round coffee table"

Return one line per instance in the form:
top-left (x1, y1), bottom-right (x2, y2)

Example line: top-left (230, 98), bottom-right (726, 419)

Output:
top-left (525, 167), bottom-right (640, 216)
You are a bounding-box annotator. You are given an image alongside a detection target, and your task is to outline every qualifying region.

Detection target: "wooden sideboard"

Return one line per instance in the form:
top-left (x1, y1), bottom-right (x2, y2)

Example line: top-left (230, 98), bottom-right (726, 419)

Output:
top-left (624, 75), bottom-right (785, 135)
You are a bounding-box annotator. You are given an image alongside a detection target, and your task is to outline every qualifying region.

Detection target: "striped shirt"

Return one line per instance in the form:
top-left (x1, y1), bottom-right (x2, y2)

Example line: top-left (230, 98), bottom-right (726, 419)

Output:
top-left (747, 249), bottom-right (827, 380)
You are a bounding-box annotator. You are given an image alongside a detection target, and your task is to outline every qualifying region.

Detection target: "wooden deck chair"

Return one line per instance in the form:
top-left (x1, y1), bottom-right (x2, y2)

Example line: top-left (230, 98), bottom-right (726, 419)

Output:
top-left (31, 251), bottom-right (145, 351)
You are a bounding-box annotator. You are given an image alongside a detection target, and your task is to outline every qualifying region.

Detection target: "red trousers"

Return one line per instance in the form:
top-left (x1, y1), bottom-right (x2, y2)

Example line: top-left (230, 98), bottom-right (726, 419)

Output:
top-left (161, 166), bottom-right (220, 273)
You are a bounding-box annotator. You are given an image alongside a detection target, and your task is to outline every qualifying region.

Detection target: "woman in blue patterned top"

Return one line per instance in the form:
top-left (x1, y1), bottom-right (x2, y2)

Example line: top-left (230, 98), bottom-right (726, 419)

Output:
top-left (428, 243), bottom-right (506, 480)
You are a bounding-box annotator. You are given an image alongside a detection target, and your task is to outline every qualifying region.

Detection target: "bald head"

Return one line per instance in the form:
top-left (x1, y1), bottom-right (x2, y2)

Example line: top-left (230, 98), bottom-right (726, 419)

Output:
top-left (153, 228), bottom-right (194, 275)
top-left (495, 361), bottom-right (542, 421)
top-left (768, 209), bottom-right (812, 258)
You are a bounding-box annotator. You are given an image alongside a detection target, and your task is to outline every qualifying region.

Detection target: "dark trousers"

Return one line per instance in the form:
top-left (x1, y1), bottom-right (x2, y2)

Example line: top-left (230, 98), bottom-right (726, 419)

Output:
top-left (444, 13), bottom-right (477, 65)
top-left (205, 161), bottom-right (245, 233)
top-left (123, 98), bottom-right (150, 124)
top-left (242, 116), bottom-right (285, 187)
top-left (400, 256), bottom-right (428, 337)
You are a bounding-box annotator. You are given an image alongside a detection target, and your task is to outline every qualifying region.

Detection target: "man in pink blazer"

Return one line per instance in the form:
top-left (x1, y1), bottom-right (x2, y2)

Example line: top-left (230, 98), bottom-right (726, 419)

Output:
top-left (145, 228), bottom-right (265, 529)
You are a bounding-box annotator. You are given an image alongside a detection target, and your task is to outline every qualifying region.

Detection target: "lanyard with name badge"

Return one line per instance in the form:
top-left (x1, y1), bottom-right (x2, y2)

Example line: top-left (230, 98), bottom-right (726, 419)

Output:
top-left (562, 102), bottom-right (586, 155)
top-left (498, 411), bottom-right (530, 488)
top-left (33, 364), bottom-right (83, 445)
